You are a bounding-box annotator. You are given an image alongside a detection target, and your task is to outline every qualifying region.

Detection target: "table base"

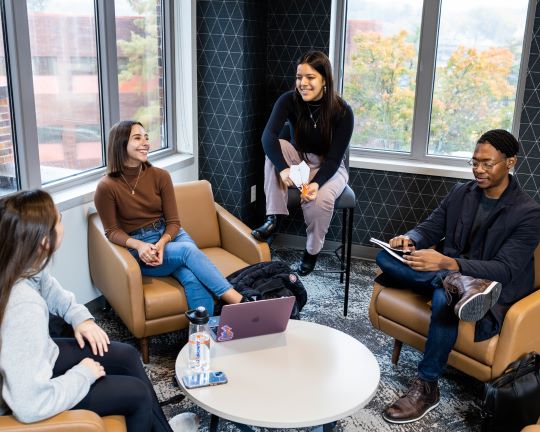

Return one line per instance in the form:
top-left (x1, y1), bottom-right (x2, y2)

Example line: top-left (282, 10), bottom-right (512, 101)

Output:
top-left (209, 414), bottom-right (337, 432)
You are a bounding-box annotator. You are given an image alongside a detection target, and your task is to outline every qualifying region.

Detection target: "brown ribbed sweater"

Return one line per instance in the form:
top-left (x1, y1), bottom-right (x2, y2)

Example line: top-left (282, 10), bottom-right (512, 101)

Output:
top-left (94, 165), bottom-right (181, 246)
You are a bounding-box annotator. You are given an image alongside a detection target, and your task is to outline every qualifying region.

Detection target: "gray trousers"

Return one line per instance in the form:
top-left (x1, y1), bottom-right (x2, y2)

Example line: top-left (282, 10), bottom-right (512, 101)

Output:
top-left (264, 139), bottom-right (348, 255)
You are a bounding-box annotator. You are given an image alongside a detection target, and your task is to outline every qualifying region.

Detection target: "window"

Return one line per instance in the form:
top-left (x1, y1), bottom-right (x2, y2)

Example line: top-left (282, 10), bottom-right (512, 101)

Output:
top-left (28, 1), bottom-right (103, 183)
top-left (31, 56), bottom-right (57, 75)
top-left (342, 0), bottom-right (531, 164)
top-left (70, 56), bottom-right (97, 75)
top-left (115, 0), bottom-right (166, 152)
top-left (0, 9), bottom-right (17, 197)
top-left (0, 0), bottom-right (175, 193)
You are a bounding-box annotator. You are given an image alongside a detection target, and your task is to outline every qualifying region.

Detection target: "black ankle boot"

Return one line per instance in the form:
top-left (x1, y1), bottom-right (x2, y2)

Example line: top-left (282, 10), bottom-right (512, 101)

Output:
top-left (252, 215), bottom-right (278, 241)
top-left (293, 249), bottom-right (319, 276)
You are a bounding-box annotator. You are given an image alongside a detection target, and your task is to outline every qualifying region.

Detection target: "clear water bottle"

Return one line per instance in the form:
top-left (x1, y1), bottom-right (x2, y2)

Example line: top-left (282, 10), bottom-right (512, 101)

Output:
top-left (185, 306), bottom-right (211, 373)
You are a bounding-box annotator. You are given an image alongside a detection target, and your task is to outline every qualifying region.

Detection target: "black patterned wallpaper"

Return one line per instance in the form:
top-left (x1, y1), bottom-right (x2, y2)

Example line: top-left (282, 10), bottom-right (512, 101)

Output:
top-left (197, 0), bottom-right (267, 226)
top-left (516, 0), bottom-right (540, 204)
top-left (197, 0), bottom-right (540, 249)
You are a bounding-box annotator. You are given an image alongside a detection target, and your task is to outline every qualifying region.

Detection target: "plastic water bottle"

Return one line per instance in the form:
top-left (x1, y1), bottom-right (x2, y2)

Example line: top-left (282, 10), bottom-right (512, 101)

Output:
top-left (185, 306), bottom-right (211, 373)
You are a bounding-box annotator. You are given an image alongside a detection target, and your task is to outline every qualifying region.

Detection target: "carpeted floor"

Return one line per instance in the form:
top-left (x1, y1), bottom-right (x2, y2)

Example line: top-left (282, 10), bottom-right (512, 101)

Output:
top-left (94, 248), bottom-right (484, 432)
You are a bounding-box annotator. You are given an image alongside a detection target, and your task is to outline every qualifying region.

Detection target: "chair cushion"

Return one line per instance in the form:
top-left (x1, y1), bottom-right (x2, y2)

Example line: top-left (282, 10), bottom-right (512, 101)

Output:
top-left (202, 247), bottom-right (250, 278)
top-left (143, 277), bottom-right (188, 320)
top-left (375, 285), bottom-right (498, 365)
top-left (102, 416), bottom-right (127, 432)
top-left (287, 184), bottom-right (356, 209)
top-left (334, 185), bottom-right (356, 209)
top-left (174, 181), bottom-right (221, 249)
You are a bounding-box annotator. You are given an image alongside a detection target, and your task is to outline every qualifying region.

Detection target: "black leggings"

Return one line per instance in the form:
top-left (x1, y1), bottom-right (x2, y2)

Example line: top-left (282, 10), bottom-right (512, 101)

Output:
top-left (52, 339), bottom-right (172, 432)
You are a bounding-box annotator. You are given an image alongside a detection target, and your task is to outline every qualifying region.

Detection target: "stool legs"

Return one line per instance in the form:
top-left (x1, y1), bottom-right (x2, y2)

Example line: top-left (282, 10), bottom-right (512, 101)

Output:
top-left (343, 207), bottom-right (354, 317)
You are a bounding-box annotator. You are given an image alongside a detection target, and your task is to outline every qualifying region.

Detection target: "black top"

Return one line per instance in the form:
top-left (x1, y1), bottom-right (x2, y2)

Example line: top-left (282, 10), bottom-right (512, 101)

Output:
top-left (461, 194), bottom-right (500, 259)
top-left (261, 90), bottom-right (354, 187)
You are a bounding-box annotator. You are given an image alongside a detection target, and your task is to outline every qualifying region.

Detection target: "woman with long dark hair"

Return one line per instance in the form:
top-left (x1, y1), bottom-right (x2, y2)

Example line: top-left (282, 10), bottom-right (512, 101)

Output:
top-left (94, 120), bottom-right (244, 315)
top-left (0, 190), bottom-right (197, 431)
top-left (252, 51), bottom-right (354, 275)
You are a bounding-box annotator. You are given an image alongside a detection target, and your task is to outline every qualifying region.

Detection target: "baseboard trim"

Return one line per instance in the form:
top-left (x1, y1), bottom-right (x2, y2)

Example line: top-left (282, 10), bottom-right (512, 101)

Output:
top-left (271, 233), bottom-right (378, 261)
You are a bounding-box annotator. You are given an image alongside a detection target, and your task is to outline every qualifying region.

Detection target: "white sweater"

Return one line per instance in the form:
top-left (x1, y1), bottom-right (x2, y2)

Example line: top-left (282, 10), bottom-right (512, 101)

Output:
top-left (0, 270), bottom-right (96, 423)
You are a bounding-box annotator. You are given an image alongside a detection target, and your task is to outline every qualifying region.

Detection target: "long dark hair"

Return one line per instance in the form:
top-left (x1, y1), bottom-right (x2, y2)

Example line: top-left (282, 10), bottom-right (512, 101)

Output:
top-left (292, 51), bottom-right (347, 156)
top-left (0, 190), bottom-right (58, 326)
top-left (106, 120), bottom-right (151, 176)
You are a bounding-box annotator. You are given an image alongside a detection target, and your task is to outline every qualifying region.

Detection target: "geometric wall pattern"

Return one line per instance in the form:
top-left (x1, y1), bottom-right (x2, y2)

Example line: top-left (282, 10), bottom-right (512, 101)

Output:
top-left (265, 0), bottom-right (331, 106)
top-left (516, 0), bottom-right (540, 203)
top-left (198, 0), bottom-right (540, 248)
top-left (197, 0), bottom-right (267, 226)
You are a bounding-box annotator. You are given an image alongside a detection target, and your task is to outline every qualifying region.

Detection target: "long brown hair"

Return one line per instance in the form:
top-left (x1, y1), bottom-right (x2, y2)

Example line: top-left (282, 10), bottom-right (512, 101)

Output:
top-left (106, 120), bottom-right (151, 176)
top-left (292, 51), bottom-right (347, 156)
top-left (0, 190), bottom-right (58, 326)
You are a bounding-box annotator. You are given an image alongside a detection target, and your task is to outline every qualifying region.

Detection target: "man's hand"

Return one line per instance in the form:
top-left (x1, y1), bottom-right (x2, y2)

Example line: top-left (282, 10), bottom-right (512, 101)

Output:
top-left (389, 235), bottom-right (415, 252)
top-left (403, 249), bottom-right (459, 272)
top-left (74, 320), bottom-right (110, 356)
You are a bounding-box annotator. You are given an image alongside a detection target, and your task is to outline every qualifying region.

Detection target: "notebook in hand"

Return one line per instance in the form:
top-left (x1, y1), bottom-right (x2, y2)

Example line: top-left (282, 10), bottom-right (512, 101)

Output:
top-left (370, 237), bottom-right (411, 263)
top-left (208, 296), bottom-right (295, 342)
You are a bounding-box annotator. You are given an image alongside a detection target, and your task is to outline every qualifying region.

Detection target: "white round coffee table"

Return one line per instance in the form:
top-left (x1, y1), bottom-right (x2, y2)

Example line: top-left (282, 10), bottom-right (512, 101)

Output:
top-left (175, 319), bottom-right (380, 429)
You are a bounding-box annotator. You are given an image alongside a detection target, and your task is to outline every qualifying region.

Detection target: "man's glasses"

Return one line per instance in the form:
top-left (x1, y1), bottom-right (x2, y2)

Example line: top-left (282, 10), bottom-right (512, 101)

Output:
top-left (467, 159), bottom-right (506, 171)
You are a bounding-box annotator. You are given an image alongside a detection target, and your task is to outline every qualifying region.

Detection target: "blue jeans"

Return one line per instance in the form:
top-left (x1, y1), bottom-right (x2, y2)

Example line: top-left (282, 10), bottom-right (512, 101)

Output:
top-left (376, 250), bottom-right (459, 382)
top-left (128, 220), bottom-right (231, 315)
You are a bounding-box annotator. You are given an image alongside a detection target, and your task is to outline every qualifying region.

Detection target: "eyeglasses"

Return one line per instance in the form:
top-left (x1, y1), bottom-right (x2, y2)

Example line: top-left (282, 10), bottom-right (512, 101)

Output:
top-left (467, 159), bottom-right (506, 170)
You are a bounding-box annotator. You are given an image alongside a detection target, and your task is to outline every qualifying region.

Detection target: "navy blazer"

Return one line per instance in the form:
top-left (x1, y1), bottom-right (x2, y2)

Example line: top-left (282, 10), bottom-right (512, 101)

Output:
top-left (406, 175), bottom-right (540, 341)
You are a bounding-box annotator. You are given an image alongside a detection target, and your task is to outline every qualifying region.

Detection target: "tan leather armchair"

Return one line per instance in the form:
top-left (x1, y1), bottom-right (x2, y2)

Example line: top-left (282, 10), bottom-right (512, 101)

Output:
top-left (0, 410), bottom-right (126, 432)
top-left (522, 417), bottom-right (540, 432)
top-left (369, 245), bottom-right (540, 382)
top-left (88, 180), bottom-right (271, 363)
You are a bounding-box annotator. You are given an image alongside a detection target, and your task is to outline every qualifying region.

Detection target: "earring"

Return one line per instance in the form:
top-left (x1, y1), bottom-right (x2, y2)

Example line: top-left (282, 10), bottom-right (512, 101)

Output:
top-left (324, 85), bottom-right (327, 93)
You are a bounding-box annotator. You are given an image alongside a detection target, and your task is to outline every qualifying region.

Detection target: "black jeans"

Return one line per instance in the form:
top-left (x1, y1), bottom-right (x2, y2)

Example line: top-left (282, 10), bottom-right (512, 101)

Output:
top-left (52, 339), bottom-right (172, 432)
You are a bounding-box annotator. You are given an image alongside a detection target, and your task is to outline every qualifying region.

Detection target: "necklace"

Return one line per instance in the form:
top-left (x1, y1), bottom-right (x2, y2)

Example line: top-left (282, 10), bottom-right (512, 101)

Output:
top-left (120, 164), bottom-right (142, 195)
top-left (307, 104), bottom-right (321, 128)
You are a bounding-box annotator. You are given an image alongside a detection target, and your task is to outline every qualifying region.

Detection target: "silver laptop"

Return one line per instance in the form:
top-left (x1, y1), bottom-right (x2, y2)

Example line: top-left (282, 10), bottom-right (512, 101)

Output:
top-left (208, 296), bottom-right (295, 342)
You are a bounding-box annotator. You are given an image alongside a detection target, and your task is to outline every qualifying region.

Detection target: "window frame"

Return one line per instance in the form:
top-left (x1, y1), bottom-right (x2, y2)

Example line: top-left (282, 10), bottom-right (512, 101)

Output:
top-left (1, 0), bottom-right (180, 194)
top-left (331, 0), bottom-right (536, 176)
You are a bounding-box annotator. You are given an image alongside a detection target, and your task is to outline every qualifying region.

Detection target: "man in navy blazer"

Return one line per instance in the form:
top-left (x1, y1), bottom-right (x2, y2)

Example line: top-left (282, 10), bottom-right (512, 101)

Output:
top-left (377, 129), bottom-right (540, 424)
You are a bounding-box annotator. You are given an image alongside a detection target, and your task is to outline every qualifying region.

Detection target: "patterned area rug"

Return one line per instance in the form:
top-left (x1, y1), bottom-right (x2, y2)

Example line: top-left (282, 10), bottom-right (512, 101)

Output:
top-left (94, 248), bottom-right (484, 432)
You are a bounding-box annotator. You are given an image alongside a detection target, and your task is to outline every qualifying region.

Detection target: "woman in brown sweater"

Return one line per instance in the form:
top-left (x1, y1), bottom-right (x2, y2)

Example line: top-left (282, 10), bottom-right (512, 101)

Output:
top-left (94, 120), bottom-right (243, 315)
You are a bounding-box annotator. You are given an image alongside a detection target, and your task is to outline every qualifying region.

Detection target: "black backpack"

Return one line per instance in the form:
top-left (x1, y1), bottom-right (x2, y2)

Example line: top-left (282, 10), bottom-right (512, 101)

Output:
top-left (223, 261), bottom-right (308, 319)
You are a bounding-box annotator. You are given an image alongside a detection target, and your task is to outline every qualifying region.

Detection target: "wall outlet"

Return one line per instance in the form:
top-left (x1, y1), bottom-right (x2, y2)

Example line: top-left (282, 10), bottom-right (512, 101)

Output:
top-left (250, 185), bottom-right (256, 203)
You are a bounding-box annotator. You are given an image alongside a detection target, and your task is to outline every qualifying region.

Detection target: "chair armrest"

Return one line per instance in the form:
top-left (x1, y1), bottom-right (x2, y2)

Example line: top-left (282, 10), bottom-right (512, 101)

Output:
top-left (215, 204), bottom-right (270, 264)
top-left (369, 270), bottom-right (385, 330)
top-left (0, 410), bottom-right (114, 432)
top-left (87, 213), bottom-right (146, 337)
top-left (492, 289), bottom-right (540, 378)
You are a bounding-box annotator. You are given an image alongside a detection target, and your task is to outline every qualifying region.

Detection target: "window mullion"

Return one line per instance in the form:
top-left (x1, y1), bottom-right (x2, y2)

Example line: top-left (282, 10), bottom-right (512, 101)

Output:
top-left (163, 0), bottom-right (174, 152)
top-left (95, 0), bottom-right (120, 152)
top-left (410, 0), bottom-right (441, 162)
top-left (4, 0), bottom-right (41, 189)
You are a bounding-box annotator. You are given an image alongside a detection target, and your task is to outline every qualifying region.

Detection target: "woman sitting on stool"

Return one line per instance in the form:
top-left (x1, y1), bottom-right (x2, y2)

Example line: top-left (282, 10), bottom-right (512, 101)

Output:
top-left (252, 50), bottom-right (354, 275)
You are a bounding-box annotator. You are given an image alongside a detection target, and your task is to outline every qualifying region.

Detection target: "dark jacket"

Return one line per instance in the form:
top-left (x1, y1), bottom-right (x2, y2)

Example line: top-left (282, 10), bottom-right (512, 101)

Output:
top-left (406, 175), bottom-right (540, 341)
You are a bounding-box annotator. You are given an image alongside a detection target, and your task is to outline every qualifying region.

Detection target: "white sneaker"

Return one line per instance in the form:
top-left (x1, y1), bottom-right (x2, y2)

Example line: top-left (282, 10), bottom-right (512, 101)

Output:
top-left (169, 412), bottom-right (199, 432)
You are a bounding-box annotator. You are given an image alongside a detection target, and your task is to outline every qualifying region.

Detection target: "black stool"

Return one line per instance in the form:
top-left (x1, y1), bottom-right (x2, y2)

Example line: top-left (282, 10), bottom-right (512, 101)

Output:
top-left (287, 185), bottom-right (355, 316)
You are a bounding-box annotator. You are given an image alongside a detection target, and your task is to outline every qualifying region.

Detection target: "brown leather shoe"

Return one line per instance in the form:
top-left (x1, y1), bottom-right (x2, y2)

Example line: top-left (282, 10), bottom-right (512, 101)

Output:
top-left (443, 273), bottom-right (502, 322)
top-left (383, 377), bottom-right (440, 424)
